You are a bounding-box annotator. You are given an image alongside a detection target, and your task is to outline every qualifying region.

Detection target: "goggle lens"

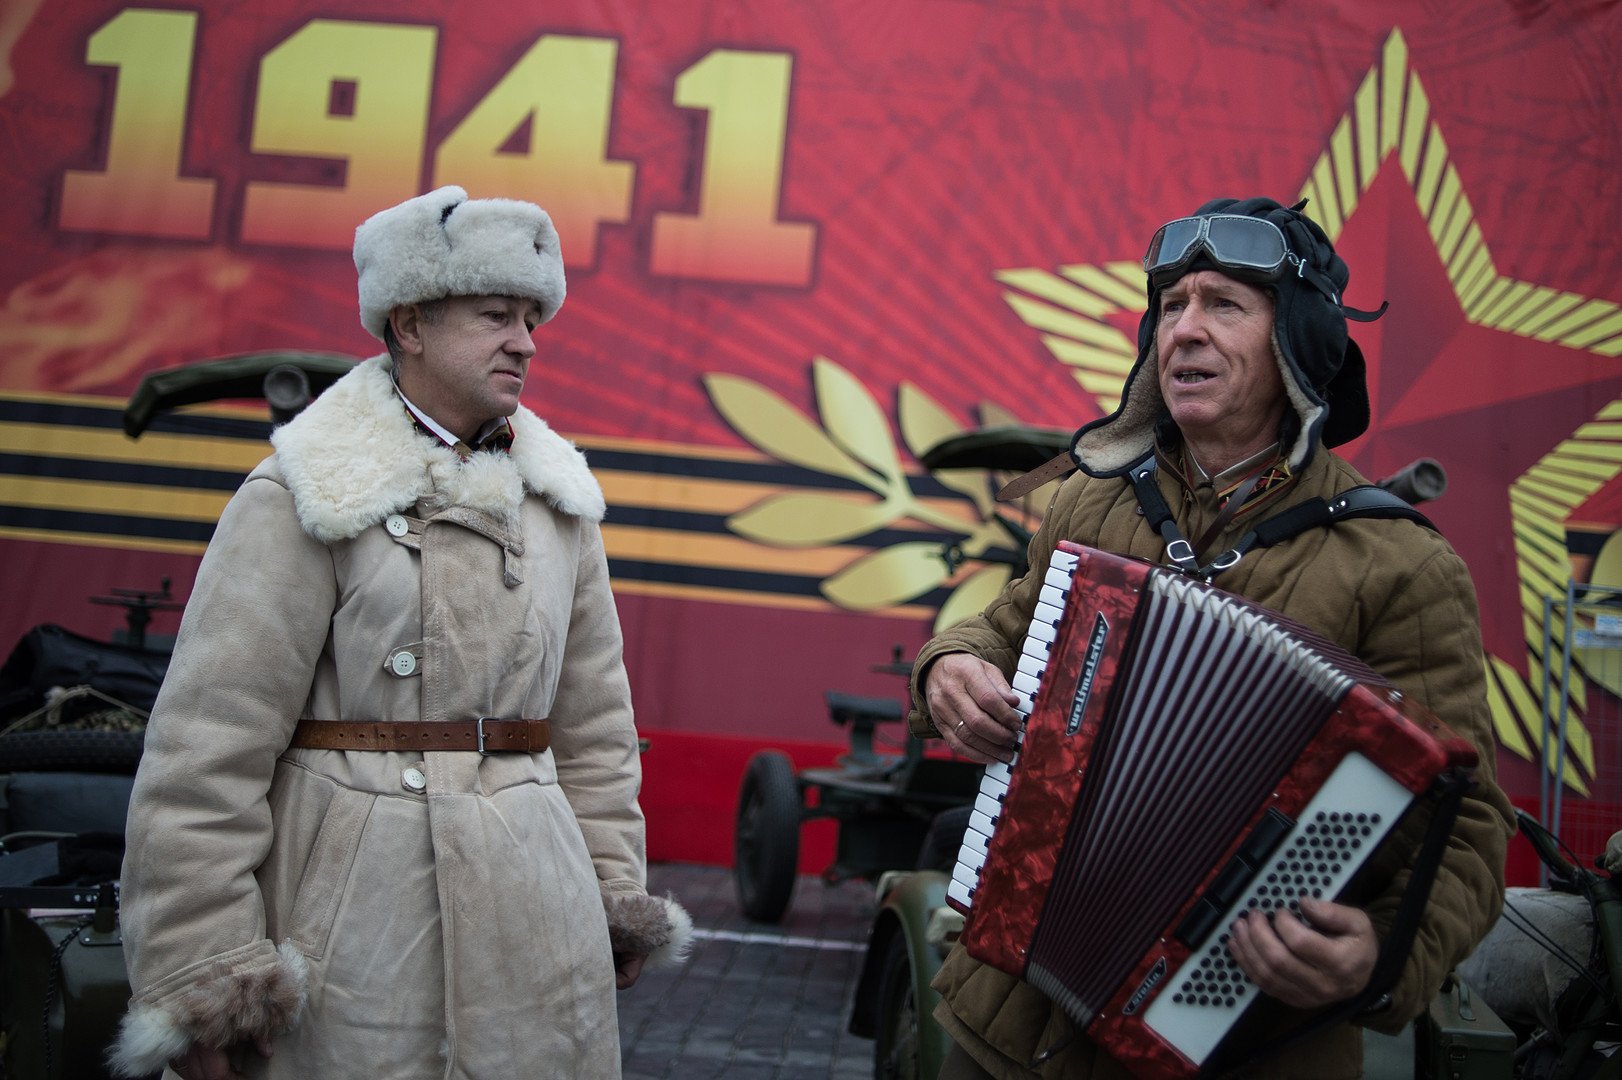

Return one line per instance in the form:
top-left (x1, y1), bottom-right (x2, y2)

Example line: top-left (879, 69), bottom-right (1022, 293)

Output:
top-left (1143, 215), bottom-right (1291, 286)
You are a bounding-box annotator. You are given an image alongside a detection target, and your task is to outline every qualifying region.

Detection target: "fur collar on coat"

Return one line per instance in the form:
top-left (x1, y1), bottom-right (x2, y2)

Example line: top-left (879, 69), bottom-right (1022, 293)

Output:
top-left (269, 356), bottom-right (605, 543)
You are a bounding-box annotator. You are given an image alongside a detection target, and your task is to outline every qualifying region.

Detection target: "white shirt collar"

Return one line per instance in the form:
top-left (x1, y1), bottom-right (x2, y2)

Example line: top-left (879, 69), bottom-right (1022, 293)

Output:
top-left (392, 373), bottom-right (507, 449)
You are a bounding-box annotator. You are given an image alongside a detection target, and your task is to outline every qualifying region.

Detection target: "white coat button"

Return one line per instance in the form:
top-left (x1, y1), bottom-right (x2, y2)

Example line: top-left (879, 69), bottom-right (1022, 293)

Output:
top-left (391, 652), bottom-right (417, 676)
top-left (385, 514), bottom-right (409, 537)
top-left (402, 766), bottom-right (427, 793)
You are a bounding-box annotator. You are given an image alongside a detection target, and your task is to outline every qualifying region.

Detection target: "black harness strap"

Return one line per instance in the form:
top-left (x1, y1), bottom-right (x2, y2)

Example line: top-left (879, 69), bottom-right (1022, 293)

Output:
top-left (1128, 456), bottom-right (1436, 580)
top-left (1127, 459), bottom-right (1201, 574)
top-left (1247, 486), bottom-right (1436, 549)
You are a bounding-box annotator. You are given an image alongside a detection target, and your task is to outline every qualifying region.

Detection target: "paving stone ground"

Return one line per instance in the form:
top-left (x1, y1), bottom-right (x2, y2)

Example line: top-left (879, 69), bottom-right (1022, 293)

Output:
top-left (617, 863), bottom-right (877, 1080)
top-left (616, 863), bottom-right (1421, 1080)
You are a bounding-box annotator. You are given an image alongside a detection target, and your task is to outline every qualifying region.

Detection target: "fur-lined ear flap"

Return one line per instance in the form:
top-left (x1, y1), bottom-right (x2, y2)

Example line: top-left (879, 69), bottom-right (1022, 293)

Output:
top-left (603, 892), bottom-right (694, 970)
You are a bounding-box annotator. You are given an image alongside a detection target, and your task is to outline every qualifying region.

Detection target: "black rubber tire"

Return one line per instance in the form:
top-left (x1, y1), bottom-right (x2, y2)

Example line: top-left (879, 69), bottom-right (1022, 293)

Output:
top-left (874, 932), bottom-right (922, 1080)
top-left (733, 750), bottom-right (801, 923)
top-left (0, 729), bottom-right (145, 774)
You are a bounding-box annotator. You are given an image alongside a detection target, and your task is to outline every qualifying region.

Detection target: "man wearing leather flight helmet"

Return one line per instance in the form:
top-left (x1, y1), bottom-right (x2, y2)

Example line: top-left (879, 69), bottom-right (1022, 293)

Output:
top-left (909, 197), bottom-right (1513, 1079)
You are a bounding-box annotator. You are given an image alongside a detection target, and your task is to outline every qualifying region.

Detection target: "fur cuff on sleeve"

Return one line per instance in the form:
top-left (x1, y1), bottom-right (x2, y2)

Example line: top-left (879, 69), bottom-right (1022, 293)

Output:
top-left (604, 892), bottom-right (694, 970)
top-left (109, 942), bottom-right (309, 1078)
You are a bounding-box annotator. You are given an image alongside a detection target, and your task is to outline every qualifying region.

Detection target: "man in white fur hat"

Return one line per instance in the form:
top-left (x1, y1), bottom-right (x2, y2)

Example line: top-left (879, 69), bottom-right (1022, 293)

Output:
top-left (112, 186), bottom-right (690, 1080)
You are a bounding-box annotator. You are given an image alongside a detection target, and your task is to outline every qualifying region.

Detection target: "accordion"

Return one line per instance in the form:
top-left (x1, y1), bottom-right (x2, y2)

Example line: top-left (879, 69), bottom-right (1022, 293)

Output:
top-left (947, 541), bottom-right (1477, 1079)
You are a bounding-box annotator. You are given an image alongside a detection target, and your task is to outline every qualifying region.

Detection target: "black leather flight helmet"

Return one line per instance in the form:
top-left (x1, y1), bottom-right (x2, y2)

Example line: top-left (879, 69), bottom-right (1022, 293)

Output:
top-left (1068, 197), bottom-right (1384, 477)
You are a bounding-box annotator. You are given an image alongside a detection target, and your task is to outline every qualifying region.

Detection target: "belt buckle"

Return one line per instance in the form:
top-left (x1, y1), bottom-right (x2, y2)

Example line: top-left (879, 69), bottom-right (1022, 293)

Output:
top-left (476, 716), bottom-right (492, 755)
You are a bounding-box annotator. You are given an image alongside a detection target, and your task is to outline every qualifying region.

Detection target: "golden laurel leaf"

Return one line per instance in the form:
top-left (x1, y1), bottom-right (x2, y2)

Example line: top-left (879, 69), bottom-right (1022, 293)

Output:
top-left (727, 491), bottom-right (899, 547)
top-left (979, 401), bottom-right (1023, 428)
top-left (896, 382), bottom-right (991, 509)
top-left (933, 564), bottom-right (1011, 634)
top-left (703, 372), bottom-right (870, 484)
top-left (897, 381), bottom-right (964, 460)
top-left (820, 540), bottom-right (949, 610)
top-left (812, 357), bottom-right (901, 481)
top-left (934, 467), bottom-right (995, 511)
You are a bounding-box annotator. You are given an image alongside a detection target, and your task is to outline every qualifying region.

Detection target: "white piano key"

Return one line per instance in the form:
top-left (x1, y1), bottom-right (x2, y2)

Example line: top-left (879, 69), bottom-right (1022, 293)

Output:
top-left (1013, 694), bottom-right (1034, 716)
top-left (1022, 634), bottom-right (1053, 663)
top-left (1039, 582), bottom-right (1069, 609)
top-left (973, 790), bottom-right (1003, 819)
top-left (947, 876), bottom-right (974, 909)
top-left (1044, 563), bottom-right (1076, 591)
top-left (1028, 619), bottom-right (1060, 645)
top-left (960, 828), bottom-right (988, 857)
top-left (984, 761), bottom-right (1012, 787)
top-left (1051, 548), bottom-right (1079, 573)
top-left (956, 846), bottom-right (986, 873)
top-left (1033, 599), bottom-right (1065, 627)
top-left (1011, 669), bottom-right (1042, 698)
top-left (950, 858), bottom-right (981, 897)
top-left (968, 808), bottom-right (998, 838)
top-left (1016, 650), bottom-right (1046, 680)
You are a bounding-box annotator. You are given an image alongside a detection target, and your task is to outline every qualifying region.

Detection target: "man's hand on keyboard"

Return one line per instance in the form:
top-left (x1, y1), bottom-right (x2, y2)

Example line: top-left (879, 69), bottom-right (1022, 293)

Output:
top-left (925, 653), bottom-right (1021, 764)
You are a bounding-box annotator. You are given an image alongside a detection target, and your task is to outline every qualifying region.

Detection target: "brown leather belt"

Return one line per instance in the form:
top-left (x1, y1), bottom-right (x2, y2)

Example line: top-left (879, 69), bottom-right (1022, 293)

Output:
top-left (290, 718), bottom-right (550, 754)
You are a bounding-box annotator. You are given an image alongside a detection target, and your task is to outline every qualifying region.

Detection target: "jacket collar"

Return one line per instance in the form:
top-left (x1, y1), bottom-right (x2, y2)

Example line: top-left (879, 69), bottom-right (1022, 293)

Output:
top-left (270, 356), bottom-right (605, 543)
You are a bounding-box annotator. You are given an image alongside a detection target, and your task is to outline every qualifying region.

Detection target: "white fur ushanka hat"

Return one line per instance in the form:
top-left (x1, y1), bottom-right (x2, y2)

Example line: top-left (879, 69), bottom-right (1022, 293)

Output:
top-left (353, 185), bottom-right (566, 340)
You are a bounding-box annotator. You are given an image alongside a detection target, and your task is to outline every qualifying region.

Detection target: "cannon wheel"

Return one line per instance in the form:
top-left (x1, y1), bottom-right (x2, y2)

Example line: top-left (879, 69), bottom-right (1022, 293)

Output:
top-left (733, 750), bottom-right (801, 922)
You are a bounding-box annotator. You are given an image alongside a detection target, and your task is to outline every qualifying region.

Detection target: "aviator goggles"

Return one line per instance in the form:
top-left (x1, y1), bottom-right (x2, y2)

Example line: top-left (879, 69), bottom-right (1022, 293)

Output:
top-left (1142, 214), bottom-right (1297, 291)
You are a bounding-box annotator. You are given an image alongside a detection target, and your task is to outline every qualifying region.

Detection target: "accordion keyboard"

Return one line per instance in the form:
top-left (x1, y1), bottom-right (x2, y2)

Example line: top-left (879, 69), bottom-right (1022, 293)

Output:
top-left (946, 546), bottom-right (1081, 911)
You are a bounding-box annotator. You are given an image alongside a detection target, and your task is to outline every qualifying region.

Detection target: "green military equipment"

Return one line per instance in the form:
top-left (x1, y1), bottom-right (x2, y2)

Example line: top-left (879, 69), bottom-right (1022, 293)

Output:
top-left (1415, 974), bottom-right (1515, 1080)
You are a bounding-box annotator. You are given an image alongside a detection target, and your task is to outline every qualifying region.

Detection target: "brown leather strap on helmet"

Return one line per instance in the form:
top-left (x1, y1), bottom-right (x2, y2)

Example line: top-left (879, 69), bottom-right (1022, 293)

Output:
top-left (996, 450), bottom-right (1077, 502)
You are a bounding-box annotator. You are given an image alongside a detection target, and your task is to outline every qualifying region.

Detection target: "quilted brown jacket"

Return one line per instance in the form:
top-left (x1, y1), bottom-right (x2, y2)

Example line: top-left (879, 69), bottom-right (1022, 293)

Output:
top-left (907, 446), bottom-right (1514, 1080)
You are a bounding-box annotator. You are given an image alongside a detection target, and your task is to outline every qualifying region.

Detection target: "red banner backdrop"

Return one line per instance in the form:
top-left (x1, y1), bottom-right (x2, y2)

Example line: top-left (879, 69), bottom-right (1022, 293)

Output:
top-left (3, 1), bottom-right (1621, 881)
